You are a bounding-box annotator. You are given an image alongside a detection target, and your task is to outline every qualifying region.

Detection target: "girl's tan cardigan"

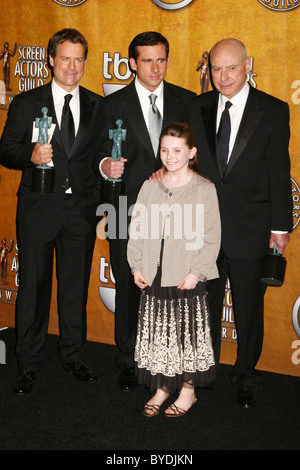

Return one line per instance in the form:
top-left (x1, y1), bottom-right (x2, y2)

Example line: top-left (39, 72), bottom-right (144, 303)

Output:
top-left (127, 173), bottom-right (221, 287)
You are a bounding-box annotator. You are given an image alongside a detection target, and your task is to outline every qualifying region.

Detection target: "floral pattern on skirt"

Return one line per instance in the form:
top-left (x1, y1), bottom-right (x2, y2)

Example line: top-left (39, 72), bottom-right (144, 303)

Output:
top-left (134, 269), bottom-right (216, 393)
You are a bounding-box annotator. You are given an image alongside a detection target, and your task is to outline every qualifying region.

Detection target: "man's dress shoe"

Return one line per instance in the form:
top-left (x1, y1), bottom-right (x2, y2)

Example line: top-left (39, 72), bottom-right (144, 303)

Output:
top-left (118, 367), bottom-right (136, 391)
top-left (237, 385), bottom-right (258, 408)
top-left (65, 361), bottom-right (97, 382)
top-left (14, 371), bottom-right (36, 395)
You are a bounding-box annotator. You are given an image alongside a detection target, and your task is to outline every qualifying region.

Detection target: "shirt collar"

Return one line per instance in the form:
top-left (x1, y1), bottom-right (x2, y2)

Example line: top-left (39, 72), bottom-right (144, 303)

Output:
top-left (134, 77), bottom-right (164, 101)
top-left (219, 81), bottom-right (249, 109)
top-left (51, 78), bottom-right (80, 102)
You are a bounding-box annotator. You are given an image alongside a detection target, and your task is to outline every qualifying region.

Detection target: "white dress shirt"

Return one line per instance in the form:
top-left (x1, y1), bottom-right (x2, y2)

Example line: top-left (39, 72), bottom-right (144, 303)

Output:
top-left (134, 77), bottom-right (164, 130)
top-left (217, 81), bottom-right (285, 235)
top-left (217, 81), bottom-right (249, 161)
top-left (99, 78), bottom-right (164, 179)
top-left (51, 79), bottom-right (80, 135)
top-left (51, 79), bottom-right (79, 192)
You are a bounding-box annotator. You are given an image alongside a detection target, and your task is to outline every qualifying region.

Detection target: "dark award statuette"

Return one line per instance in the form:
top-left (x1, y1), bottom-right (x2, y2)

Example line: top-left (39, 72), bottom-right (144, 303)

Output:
top-left (101, 119), bottom-right (126, 208)
top-left (31, 107), bottom-right (55, 193)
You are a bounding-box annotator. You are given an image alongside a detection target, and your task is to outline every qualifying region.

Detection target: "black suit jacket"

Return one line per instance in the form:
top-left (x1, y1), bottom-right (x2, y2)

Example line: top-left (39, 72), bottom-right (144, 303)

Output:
top-left (190, 86), bottom-right (293, 259)
top-left (98, 80), bottom-right (196, 208)
top-left (0, 81), bottom-right (106, 227)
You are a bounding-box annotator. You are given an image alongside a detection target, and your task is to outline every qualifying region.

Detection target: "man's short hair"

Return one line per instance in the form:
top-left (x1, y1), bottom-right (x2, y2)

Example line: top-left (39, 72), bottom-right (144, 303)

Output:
top-left (128, 31), bottom-right (169, 62)
top-left (48, 28), bottom-right (88, 60)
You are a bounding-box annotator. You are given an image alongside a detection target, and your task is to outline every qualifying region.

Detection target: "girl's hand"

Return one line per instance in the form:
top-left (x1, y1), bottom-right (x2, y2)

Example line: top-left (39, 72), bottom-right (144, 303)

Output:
top-left (177, 273), bottom-right (198, 290)
top-left (133, 272), bottom-right (148, 289)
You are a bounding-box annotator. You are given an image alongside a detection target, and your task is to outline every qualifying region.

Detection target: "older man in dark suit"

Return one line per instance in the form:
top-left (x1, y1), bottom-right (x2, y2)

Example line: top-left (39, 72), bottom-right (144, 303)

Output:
top-left (189, 38), bottom-right (293, 407)
top-left (0, 29), bottom-right (107, 393)
top-left (98, 31), bottom-right (196, 390)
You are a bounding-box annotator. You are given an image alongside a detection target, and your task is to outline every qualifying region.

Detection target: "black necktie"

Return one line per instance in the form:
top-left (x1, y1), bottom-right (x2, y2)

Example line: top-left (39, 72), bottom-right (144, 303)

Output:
top-left (217, 101), bottom-right (232, 175)
top-left (61, 94), bottom-right (75, 154)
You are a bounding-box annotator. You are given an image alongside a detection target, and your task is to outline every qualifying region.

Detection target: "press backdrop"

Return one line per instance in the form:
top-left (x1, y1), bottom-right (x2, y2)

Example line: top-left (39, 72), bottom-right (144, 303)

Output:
top-left (1, 0), bottom-right (299, 377)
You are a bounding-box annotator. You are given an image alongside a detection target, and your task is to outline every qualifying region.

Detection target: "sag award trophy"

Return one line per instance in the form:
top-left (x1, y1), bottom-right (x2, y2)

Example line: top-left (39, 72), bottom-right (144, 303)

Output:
top-left (31, 107), bottom-right (55, 193)
top-left (101, 119), bottom-right (126, 208)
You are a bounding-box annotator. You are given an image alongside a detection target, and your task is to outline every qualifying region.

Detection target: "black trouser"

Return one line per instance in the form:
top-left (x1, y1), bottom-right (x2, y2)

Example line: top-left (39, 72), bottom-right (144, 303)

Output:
top-left (15, 197), bottom-right (95, 373)
top-left (206, 248), bottom-right (266, 388)
top-left (109, 236), bottom-right (140, 370)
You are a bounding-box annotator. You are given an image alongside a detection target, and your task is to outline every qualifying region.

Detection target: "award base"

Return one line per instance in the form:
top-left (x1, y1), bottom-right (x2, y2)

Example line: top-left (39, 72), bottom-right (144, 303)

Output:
top-left (31, 167), bottom-right (55, 193)
top-left (101, 179), bottom-right (125, 209)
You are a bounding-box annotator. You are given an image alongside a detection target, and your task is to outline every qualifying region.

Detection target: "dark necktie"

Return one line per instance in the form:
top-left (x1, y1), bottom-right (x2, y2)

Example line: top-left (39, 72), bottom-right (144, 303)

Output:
top-left (61, 94), bottom-right (75, 154)
top-left (148, 93), bottom-right (162, 156)
top-left (217, 101), bottom-right (232, 175)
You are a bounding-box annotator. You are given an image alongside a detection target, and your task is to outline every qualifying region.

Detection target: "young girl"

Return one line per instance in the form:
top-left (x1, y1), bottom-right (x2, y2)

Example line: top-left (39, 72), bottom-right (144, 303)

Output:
top-left (127, 123), bottom-right (221, 417)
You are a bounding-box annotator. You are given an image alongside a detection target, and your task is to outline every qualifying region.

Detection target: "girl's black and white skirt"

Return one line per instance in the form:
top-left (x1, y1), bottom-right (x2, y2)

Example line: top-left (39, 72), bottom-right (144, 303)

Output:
top-left (134, 265), bottom-right (216, 393)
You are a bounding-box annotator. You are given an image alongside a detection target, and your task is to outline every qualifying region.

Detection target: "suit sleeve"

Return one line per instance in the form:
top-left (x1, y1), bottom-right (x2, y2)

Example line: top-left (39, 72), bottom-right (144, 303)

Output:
top-left (190, 183), bottom-right (221, 281)
top-left (94, 99), bottom-right (117, 176)
top-left (0, 96), bottom-right (35, 170)
top-left (127, 181), bottom-right (150, 273)
top-left (269, 101), bottom-right (293, 232)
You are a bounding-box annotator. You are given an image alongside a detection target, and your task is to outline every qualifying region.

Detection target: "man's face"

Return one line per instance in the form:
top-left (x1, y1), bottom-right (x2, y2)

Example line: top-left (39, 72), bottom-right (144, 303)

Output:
top-left (49, 40), bottom-right (86, 92)
top-left (210, 41), bottom-right (250, 99)
top-left (129, 43), bottom-right (169, 92)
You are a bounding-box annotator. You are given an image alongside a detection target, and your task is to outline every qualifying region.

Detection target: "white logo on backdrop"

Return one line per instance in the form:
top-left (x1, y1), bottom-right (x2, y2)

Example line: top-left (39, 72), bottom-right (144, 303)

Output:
top-left (53, 0), bottom-right (87, 6)
top-left (258, 0), bottom-right (300, 11)
top-left (152, 0), bottom-right (194, 9)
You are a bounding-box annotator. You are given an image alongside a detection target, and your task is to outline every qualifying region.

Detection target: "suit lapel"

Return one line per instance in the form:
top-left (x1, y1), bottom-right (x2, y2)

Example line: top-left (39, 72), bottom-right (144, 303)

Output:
top-left (37, 84), bottom-right (96, 158)
top-left (69, 87), bottom-right (94, 158)
top-left (121, 81), bottom-right (155, 159)
top-left (202, 87), bottom-right (264, 178)
top-left (163, 82), bottom-right (179, 127)
top-left (35, 82), bottom-right (63, 148)
top-left (225, 86), bottom-right (264, 176)
top-left (201, 94), bottom-right (220, 174)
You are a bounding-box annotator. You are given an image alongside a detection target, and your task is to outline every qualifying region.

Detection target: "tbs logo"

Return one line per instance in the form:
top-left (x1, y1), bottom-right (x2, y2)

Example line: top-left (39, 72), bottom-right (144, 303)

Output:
top-left (99, 257), bottom-right (115, 313)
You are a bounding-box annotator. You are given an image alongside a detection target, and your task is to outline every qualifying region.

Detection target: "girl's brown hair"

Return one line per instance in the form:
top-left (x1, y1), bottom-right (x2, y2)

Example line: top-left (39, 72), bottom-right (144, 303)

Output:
top-left (160, 122), bottom-right (201, 174)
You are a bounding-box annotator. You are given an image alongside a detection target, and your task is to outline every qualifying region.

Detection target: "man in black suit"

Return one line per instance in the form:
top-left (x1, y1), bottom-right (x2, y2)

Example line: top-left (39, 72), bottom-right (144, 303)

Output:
top-left (98, 31), bottom-right (196, 390)
top-left (0, 29), bottom-right (106, 393)
top-left (190, 38), bottom-right (293, 407)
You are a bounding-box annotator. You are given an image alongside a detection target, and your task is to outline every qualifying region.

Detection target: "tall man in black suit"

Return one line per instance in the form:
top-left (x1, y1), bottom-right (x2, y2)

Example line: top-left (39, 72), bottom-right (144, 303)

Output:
top-left (0, 29), bottom-right (106, 393)
top-left (190, 38), bottom-right (293, 407)
top-left (98, 32), bottom-right (196, 390)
